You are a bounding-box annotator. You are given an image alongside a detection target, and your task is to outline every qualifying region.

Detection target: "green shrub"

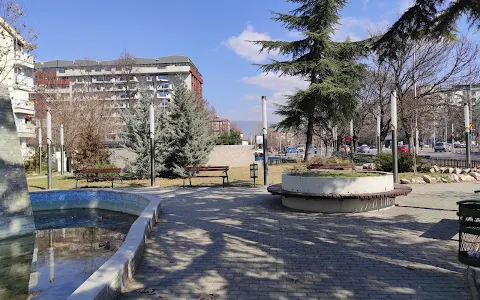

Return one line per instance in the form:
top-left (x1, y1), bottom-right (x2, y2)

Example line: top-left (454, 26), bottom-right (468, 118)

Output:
top-left (398, 153), bottom-right (414, 172)
top-left (332, 152), bottom-right (376, 164)
top-left (376, 152), bottom-right (393, 172)
top-left (376, 152), bottom-right (414, 173)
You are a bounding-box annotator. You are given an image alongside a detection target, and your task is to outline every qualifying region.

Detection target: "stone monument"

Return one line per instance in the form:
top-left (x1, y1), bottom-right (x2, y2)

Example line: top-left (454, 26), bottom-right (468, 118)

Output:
top-left (0, 83), bottom-right (36, 299)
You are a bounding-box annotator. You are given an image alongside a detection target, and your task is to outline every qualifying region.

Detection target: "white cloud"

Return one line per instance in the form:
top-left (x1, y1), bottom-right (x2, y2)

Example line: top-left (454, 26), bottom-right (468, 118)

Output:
top-left (241, 72), bottom-right (309, 107)
top-left (242, 72), bottom-right (309, 94)
top-left (334, 17), bottom-right (390, 41)
top-left (222, 25), bottom-right (279, 63)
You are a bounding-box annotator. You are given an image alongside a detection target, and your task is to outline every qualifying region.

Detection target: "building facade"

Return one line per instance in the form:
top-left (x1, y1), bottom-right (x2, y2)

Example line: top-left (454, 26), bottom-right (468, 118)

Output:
top-left (210, 117), bottom-right (231, 135)
top-left (33, 56), bottom-right (203, 145)
top-left (0, 18), bottom-right (35, 158)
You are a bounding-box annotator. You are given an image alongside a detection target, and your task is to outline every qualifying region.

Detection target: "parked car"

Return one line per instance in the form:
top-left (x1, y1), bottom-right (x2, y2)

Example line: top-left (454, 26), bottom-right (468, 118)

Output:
top-left (357, 144), bottom-right (371, 153)
top-left (398, 145), bottom-right (409, 153)
top-left (434, 142), bottom-right (449, 152)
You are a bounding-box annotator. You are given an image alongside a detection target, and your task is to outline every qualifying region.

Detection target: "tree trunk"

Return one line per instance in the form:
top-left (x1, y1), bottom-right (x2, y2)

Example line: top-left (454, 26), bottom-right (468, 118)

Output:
top-left (405, 130), bottom-right (411, 151)
top-left (304, 113), bottom-right (314, 162)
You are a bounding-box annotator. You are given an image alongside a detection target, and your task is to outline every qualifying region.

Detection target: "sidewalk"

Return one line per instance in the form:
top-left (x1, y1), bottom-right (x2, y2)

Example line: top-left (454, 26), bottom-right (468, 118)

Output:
top-left (121, 184), bottom-right (473, 299)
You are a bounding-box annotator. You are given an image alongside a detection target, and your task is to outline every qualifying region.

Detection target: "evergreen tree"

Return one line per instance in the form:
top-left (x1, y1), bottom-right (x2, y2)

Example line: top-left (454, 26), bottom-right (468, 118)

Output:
top-left (166, 81), bottom-right (215, 177)
top-left (253, 0), bottom-right (367, 161)
top-left (122, 90), bottom-right (172, 179)
top-left (216, 130), bottom-right (242, 145)
top-left (374, 0), bottom-right (479, 60)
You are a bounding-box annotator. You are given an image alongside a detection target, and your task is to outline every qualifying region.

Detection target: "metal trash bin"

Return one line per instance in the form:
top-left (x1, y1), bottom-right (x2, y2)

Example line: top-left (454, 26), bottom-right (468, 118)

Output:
top-left (457, 200), bottom-right (480, 266)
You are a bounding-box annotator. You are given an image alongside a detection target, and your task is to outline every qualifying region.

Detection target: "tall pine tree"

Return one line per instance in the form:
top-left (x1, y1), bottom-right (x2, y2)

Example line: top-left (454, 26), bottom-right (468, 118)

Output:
top-left (374, 0), bottom-right (479, 60)
top-left (166, 79), bottom-right (215, 177)
top-left (122, 89), bottom-right (173, 179)
top-left (253, 0), bottom-right (367, 161)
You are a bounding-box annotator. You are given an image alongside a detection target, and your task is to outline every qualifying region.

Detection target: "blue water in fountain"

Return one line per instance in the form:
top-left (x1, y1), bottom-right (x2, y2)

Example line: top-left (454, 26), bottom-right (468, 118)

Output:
top-left (0, 208), bottom-right (137, 300)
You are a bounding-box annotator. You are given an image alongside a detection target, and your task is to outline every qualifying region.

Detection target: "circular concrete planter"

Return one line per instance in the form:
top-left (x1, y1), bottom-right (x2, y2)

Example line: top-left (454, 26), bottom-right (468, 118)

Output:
top-left (281, 172), bottom-right (394, 195)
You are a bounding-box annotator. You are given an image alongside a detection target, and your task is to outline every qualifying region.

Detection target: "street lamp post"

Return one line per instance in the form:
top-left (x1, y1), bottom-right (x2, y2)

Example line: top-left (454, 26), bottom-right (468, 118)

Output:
top-left (149, 103), bottom-right (155, 187)
top-left (349, 120), bottom-right (354, 162)
top-left (376, 114), bottom-right (381, 153)
top-left (46, 109), bottom-right (52, 189)
top-left (38, 126), bottom-right (42, 175)
top-left (465, 102), bottom-right (471, 167)
top-left (60, 124), bottom-right (64, 175)
top-left (391, 91), bottom-right (398, 183)
top-left (262, 96), bottom-right (268, 186)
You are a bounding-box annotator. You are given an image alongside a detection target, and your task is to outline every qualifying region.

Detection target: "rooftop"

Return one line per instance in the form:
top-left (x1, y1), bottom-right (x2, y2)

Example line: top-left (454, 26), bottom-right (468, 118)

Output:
top-left (34, 55), bottom-right (201, 76)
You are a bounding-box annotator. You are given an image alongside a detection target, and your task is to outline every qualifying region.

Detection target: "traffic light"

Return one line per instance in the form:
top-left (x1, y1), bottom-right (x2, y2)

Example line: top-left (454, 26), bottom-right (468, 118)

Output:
top-left (469, 122), bottom-right (473, 129)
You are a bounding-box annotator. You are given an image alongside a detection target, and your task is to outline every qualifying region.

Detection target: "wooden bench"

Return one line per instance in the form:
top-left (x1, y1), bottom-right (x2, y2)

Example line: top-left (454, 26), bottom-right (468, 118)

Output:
top-left (183, 166), bottom-right (229, 188)
top-left (307, 163), bottom-right (356, 170)
top-left (73, 168), bottom-right (122, 188)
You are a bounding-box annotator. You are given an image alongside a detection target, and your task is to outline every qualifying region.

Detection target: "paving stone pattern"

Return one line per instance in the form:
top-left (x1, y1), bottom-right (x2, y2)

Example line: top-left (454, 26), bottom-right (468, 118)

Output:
top-left (122, 184), bottom-right (476, 299)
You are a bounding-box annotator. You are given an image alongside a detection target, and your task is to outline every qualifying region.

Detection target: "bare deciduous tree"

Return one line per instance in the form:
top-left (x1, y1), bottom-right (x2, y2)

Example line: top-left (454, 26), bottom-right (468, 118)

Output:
top-left (359, 36), bottom-right (480, 150)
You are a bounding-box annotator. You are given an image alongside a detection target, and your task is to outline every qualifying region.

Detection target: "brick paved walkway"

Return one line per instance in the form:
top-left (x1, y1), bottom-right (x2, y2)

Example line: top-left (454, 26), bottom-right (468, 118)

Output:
top-left (122, 183), bottom-right (476, 299)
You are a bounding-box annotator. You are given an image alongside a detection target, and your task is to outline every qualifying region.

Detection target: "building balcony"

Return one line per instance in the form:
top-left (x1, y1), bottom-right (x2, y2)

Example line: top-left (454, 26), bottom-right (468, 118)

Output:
top-left (157, 84), bottom-right (171, 90)
top-left (14, 51), bottom-right (34, 68)
top-left (156, 76), bottom-right (168, 82)
top-left (12, 100), bottom-right (35, 114)
top-left (14, 75), bottom-right (34, 92)
top-left (15, 122), bottom-right (36, 138)
top-left (92, 78), bottom-right (104, 83)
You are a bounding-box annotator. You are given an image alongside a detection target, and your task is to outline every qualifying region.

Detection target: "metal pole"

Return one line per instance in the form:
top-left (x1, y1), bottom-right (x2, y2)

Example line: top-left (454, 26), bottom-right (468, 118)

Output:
top-left (452, 123), bottom-right (455, 151)
top-left (349, 120), bottom-right (354, 162)
top-left (465, 102), bottom-right (471, 167)
top-left (38, 126), bottom-right (42, 175)
top-left (377, 114), bottom-right (381, 153)
top-left (49, 229), bottom-right (54, 283)
top-left (413, 47), bottom-right (418, 155)
top-left (150, 103), bottom-right (155, 187)
top-left (60, 124), bottom-right (64, 175)
top-left (412, 47), bottom-right (418, 173)
top-left (262, 96), bottom-right (268, 186)
top-left (391, 91), bottom-right (398, 183)
top-left (47, 109), bottom-right (52, 189)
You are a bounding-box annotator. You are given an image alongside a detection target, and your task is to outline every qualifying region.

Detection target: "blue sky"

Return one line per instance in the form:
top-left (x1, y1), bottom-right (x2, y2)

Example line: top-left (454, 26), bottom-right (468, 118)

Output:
top-left (19, 0), bottom-right (478, 125)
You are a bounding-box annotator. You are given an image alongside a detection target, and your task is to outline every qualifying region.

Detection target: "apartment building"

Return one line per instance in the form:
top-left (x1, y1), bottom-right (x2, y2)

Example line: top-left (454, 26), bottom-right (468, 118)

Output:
top-left (0, 17), bottom-right (35, 158)
top-left (210, 117), bottom-right (231, 135)
top-left (446, 84), bottom-right (480, 106)
top-left (33, 56), bottom-right (203, 145)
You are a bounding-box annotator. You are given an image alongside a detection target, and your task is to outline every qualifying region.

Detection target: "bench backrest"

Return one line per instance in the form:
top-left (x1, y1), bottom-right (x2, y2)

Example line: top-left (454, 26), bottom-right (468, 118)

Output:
top-left (186, 166), bottom-right (229, 172)
top-left (75, 168), bottom-right (121, 174)
top-left (307, 163), bottom-right (355, 170)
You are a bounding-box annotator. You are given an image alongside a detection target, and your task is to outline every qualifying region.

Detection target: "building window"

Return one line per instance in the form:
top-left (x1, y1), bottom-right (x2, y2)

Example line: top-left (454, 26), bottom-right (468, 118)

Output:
top-left (157, 91), bottom-right (169, 97)
top-left (58, 68), bottom-right (65, 73)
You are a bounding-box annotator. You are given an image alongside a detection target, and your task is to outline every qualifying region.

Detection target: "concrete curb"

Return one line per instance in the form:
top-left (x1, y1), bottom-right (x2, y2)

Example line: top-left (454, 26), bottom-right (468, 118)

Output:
top-left (30, 189), bottom-right (161, 300)
top-left (467, 267), bottom-right (480, 300)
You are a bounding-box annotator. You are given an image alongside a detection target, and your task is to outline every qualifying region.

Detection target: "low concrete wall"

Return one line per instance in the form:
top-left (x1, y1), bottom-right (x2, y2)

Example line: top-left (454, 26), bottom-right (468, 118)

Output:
top-left (206, 145), bottom-right (256, 167)
top-left (29, 189), bottom-right (161, 300)
top-left (282, 196), bottom-right (396, 213)
top-left (110, 145), bottom-right (256, 170)
top-left (282, 172), bottom-right (394, 195)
